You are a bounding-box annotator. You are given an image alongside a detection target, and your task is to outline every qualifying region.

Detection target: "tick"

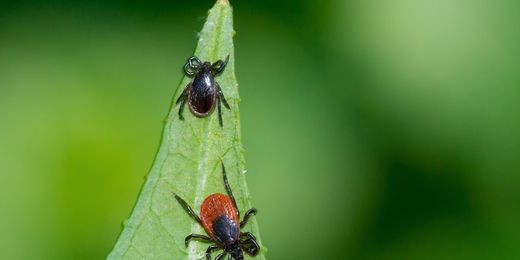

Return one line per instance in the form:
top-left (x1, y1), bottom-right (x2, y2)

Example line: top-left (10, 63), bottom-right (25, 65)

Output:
top-left (174, 163), bottom-right (260, 260)
top-left (176, 55), bottom-right (231, 127)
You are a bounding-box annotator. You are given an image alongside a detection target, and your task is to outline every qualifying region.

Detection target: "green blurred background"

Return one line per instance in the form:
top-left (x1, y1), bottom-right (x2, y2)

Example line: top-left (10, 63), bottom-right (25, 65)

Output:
top-left (1, 0), bottom-right (519, 259)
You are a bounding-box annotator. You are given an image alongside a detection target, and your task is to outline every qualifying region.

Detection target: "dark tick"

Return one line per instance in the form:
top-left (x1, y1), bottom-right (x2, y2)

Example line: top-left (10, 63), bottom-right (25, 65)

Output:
top-left (176, 55), bottom-right (231, 127)
top-left (174, 163), bottom-right (260, 260)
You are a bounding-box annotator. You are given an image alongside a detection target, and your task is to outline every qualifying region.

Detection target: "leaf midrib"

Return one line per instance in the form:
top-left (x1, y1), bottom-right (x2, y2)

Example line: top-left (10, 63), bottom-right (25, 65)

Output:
top-left (189, 8), bottom-right (226, 260)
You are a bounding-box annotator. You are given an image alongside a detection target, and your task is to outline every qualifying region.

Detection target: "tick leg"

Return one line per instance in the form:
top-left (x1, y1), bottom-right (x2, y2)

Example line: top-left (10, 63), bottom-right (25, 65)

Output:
top-left (215, 251), bottom-right (227, 260)
top-left (221, 163), bottom-right (240, 217)
top-left (175, 84), bottom-right (188, 105)
top-left (184, 56), bottom-right (201, 77)
top-left (241, 238), bottom-right (260, 256)
top-left (184, 63), bottom-right (196, 76)
top-left (173, 193), bottom-right (203, 226)
top-left (217, 96), bottom-right (223, 127)
top-left (240, 208), bottom-right (257, 228)
top-left (205, 245), bottom-right (221, 260)
top-left (188, 56), bottom-right (202, 68)
top-left (211, 55), bottom-right (229, 75)
top-left (185, 234), bottom-right (213, 247)
top-left (216, 83), bottom-right (230, 109)
top-left (176, 84), bottom-right (190, 121)
top-left (240, 232), bottom-right (257, 242)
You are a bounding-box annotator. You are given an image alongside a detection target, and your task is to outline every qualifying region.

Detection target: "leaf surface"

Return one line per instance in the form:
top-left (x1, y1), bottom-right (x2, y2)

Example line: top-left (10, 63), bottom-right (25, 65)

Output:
top-left (108, 1), bottom-right (265, 259)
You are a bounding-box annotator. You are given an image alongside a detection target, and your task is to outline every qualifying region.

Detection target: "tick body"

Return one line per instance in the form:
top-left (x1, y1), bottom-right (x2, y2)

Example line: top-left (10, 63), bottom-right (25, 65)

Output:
top-left (174, 163), bottom-right (260, 260)
top-left (176, 55), bottom-right (230, 127)
top-left (201, 194), bottom-right (239, 247)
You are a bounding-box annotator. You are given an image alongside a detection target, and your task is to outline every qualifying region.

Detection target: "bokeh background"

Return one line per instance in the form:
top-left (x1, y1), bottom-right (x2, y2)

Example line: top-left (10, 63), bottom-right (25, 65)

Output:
top-left (1, 0), bottom-right (519, 259)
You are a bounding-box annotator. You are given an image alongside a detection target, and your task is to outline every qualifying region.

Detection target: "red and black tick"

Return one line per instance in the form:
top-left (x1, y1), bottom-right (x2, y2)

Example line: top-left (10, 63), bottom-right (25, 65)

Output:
top-left (176, 55), bottom-right (231, 127)
top-left (173, 163), bottom-right (260, 260)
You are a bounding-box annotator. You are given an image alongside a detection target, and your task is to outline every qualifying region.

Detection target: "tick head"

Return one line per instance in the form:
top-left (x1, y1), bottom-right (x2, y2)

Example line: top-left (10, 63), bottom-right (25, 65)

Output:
top-left (198, 62), bottom-right (212, 74)
top-left (228, 245), bottom-right (243, 260)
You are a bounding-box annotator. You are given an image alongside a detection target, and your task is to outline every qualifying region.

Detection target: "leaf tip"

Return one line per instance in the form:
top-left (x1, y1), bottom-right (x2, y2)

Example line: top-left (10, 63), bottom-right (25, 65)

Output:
top-left (216, 0), bottom-right (230, 6)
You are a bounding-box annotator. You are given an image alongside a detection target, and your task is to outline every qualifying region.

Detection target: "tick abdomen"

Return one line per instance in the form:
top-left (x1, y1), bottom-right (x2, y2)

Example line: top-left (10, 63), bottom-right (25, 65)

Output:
top-left (189, 71), bottom-right (215, 115)
top-left (199, 193), bottom-right (239, 243)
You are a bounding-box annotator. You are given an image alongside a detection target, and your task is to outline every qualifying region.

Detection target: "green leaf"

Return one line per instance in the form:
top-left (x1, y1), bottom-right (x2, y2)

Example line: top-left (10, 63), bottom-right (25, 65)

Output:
top-left (108, 1), bottom-right (266, 259)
